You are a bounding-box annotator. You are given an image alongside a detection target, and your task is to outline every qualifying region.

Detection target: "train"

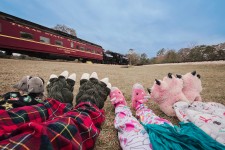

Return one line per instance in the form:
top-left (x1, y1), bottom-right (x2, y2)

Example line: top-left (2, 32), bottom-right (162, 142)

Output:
top-left (0, 11), bottom-right (128, 65)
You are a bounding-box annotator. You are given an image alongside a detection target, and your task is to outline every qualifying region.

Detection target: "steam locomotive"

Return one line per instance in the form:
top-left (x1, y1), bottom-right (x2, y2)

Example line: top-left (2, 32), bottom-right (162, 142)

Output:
top-left (0, 11), bottom-right (128, 65)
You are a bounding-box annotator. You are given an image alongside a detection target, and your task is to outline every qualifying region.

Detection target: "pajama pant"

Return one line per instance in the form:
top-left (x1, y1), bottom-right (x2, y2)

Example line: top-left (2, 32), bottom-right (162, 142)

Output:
top-left (114, 105), bottom-right (152, 149)
top-left (114, 104), bottom-right (173, 150)
top-left (0, 98), bottom-right (105, 150)
top-left (136, 104), bottom-right (173, 126)
top-left (174, 101), bottom-right (225, 145)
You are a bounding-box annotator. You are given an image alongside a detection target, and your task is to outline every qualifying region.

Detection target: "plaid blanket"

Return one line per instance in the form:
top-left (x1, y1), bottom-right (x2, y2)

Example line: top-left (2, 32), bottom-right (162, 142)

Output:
top-left (0, 99), bottom-right (105, 150)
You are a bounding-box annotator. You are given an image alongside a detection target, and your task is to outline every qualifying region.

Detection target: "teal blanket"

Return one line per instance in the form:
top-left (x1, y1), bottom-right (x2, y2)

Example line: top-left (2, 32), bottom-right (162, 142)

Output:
top-left (143, 122), bottom-right (225, 150)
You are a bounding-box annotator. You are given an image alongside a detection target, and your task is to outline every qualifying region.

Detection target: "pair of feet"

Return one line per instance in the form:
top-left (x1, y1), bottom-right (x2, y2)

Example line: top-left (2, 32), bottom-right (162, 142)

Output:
top-left (47, 71), bottom-right (111, 109)
top-left (110, 83), bottom-right (150, 110)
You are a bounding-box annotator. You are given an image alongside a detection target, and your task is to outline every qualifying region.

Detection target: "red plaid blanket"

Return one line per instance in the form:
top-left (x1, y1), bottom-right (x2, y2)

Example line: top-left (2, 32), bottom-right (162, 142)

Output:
top-left (0, 99), bottom-right (105, 150)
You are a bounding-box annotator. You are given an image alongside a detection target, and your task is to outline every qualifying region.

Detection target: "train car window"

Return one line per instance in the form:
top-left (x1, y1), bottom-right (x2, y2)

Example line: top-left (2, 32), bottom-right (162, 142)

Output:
top-left (71, 42), bottom-right (74, 48)
top-left (80, 47), bottom-right (85, 51)
top-left (20, 32), bottom-right (33, 40)
top-left (40, 36), bottom-right (50, 44)
top-left (55, 40), bottom-right (63, 46)
top-left (76, 45), bottom-right (79, 49)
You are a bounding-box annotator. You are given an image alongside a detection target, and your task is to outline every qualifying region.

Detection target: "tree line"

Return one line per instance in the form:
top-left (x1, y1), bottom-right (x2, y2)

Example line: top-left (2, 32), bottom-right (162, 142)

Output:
top-left (126, 44), bottom-right (225, 65)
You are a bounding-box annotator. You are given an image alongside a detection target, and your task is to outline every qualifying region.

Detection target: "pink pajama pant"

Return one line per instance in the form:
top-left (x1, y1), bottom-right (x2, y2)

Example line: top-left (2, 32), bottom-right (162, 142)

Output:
top-left (114, 104), bottom-right (172, 150)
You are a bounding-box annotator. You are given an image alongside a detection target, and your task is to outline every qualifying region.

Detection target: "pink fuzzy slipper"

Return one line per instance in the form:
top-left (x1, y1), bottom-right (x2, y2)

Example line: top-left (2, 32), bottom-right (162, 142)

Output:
top-left (110, 87), bottom-right (127, 107)
top-left (131, 83), bottom-right (150, 110)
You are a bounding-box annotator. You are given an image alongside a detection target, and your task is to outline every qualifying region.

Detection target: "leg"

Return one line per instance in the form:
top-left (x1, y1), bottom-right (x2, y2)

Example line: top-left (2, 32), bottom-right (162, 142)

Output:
top-left (0, 101), bottom-right (104, 150)
top-left (0, 72), bottom-right (110, 149)
top-left (174, 101), bottom-right (225, 145)
top-left (0, 99), bottom-right (72, 139)
top-left (110, 87), bottom-right (152, 150)
top-left (132, 84), bottom-right (225, 149)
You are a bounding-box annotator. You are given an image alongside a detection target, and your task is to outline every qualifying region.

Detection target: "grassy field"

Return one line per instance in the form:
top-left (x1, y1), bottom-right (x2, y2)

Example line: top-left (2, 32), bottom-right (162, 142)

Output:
top-left (0, 58), bottom-right (225, 150)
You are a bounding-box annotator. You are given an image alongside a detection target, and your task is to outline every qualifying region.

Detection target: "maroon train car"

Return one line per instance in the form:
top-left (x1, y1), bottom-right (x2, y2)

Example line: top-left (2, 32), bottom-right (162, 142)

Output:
top-left (0, 11), bottom-right (103, 62)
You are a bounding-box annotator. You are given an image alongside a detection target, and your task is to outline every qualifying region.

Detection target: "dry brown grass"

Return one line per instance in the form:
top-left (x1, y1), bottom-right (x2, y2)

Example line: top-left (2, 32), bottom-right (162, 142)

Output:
top-left (0, 58), bottom-right (225, 150)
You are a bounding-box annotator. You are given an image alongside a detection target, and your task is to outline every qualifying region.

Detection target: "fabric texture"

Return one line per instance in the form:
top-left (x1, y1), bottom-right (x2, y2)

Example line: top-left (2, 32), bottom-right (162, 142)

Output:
top-left (110, 87), bottom-right (152, 149)
top-left (174, 101), bottom-right (225, 146)
top-left (0, 98), bottom-right (72, 139)
top-left (76, 78), bottom-right (110, 109)
top-left (150, 74), bottom-right (189, 116)
top-left (46, 76), bottom-right (75, 105)
top-left (0, 99), bottom-right (105, 150)
top-left (114, 105), bottom-right (152, 150)
top-left (143, 122), bottom-right (225, 150)
top-left (136, 104), bottom-right (173, 126)
top-left (181, 71), bottom-right (202, 103)
top-left (0, 92), bottom-right (44, 110)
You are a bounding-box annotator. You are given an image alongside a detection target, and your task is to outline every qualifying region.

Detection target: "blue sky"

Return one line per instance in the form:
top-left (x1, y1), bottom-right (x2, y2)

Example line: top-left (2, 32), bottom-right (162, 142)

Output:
top-left (1, 0), bottom-right (225, 58)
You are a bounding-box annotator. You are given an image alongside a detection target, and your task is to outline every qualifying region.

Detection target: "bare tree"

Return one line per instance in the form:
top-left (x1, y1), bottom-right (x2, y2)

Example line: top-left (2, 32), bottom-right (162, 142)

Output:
top-left (127, 49), bottom-right (140, 65)
top-left (53, 24), bottom-right (77, 36)
top-left (178, 48), bottom-right (191, 62)
top-left (128, 49), bottom-right (134, 65)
